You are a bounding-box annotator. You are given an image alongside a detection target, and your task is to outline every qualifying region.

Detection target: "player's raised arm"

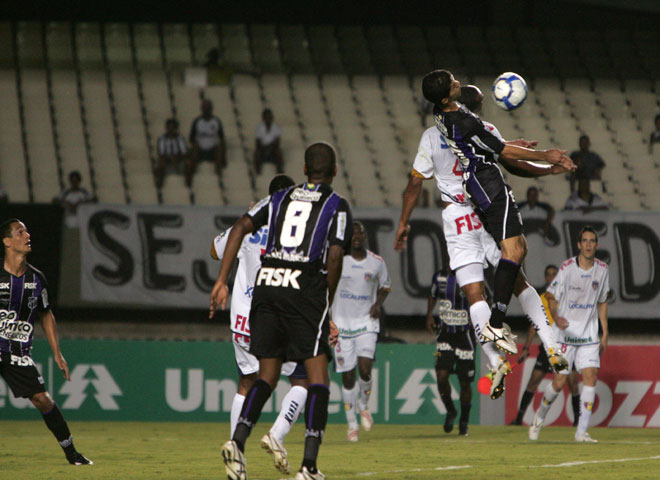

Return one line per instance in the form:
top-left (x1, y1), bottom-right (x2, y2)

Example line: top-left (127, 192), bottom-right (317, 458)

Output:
top-left (499, 156), bottom-right (569, 178)
top-left (500, 144), bottom-right (576, 172)
top-left (395, 173), bottom-right (424, 251)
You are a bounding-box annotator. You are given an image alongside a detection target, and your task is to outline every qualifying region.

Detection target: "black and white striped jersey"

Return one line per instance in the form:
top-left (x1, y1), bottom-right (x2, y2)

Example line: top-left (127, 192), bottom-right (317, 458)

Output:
top-left (247, 183), bottom-right (352, 271)
top-left (157, 133), bottom-right (188, 157)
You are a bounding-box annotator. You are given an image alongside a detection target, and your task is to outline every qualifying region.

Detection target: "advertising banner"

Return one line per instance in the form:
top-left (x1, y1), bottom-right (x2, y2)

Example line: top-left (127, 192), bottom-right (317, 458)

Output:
top-left (0, 340), bottom-right (477, 425)
top-left (504, 345), bottom-right (660, 428)
top-left (78, 204), bottom-right (660, 317)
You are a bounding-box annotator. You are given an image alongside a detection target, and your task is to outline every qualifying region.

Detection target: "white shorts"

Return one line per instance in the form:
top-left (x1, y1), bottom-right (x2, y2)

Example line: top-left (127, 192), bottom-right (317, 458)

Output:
top-left (442, 203), bottom-right (501, 273)
top-left (232, 334), bottom-right (300, 377)
top-left (558, 342), bottom-right (600, 374)
top-left (333, 332), bottom-right (378, 373)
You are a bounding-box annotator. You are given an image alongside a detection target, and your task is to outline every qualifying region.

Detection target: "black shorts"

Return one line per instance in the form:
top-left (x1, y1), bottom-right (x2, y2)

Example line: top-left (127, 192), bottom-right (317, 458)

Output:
top-left (534, 345), bottom-right (553, 373)
top-left (249, 263), bottom-right (331, 362)
top-left (434, 328), bottom-right (476, 381)
top-left (0, 351), bottom-right (46, 398)
top-left (198, 146), bottom-right (219, 161)
top-left (478, 185), bottom-right (524, 243)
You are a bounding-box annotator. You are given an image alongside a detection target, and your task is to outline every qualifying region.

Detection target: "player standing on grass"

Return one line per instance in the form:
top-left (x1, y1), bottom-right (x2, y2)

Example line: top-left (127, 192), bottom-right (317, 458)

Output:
top-left (210, 142), bottom-right (352, 480)
top-left (426, 268), bottom-right (474, 436)
top-left (332, 220), bottom-right (390, 442)
top-left (395, 85), bottom-right (570, 399)
top-left (211, 174), bottom-right (309, 476)
top-left (0, 219), bottom-right (92, 466)
top-left (529, 226), bottom-right (609, 443)
top-left (419, 70), bottom-right (574, 355)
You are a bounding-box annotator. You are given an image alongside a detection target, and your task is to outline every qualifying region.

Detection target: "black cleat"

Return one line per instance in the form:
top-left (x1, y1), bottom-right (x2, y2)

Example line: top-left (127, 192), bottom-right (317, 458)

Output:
top-left (509, 417), bottom-right (523, 426)
top-left (459, 422), bottom-right (469, 436)
top-left (443, 410), bottom-right (457, 433)
top-left (66, 451), bottom-right (93, 466)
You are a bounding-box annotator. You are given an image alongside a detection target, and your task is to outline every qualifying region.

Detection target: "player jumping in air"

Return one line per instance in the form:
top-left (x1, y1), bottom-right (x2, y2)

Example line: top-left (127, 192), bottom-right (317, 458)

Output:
top-left (0, 218), bottom-right (92, 466)
top-left (529, 226), bottom-right (609, 443)
top-left (211, 142), bottom-right (352, 480)
top-left (332, 220), bottom-right (391, 442)
top-left (211, 174), bottom-right (309, 475)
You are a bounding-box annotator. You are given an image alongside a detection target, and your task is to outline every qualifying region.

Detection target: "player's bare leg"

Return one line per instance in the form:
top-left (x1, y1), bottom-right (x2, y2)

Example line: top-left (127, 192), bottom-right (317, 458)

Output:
top-left (529, 371), bottom-right (569, 440)
top-left (435, 367), bottom-right (457, 433)
top-left (575, 367), bottom-right (598, 443)
top-left (357, 356), bottom-right (374, 431)
top-left (512, 366), bottom-right (546, 425)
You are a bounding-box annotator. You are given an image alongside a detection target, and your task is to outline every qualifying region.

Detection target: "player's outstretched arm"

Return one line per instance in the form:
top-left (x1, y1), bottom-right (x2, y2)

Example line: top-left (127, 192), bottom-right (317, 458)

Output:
top-left (209, 215), bottom-right (255, 317)
top-left (499, 157), bottom-right (569, 178)
top-left (326, 244), bottom-right (345, 307)
top-left (500, 144), bottom-right (576, 172)
top-left (395, 174), bottom-right (424, 251)
top-left (40, 310), bottom-right (70, 381)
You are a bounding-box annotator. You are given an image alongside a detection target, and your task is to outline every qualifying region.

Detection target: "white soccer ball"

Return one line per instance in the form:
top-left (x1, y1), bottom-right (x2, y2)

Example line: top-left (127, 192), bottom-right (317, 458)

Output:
top-left (492, 72), bottom-right (528, 111)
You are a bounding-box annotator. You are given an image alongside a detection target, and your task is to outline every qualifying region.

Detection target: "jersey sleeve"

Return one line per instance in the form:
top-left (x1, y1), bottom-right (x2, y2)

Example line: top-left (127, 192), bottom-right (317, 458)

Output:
top-left (411, 131), bottom-right (435, 179)
top-left (378, 259), bottom-right (391, 291)
top-left (246, 194), bottom-right (272, 232)
top-left (35, 270), bottom-right (50, 312)
top-left (598, 268), bottom-right (610, 303)
top-left (459, 114), bottom-right (505, 155)
top-left (327, 198), bottom-right (353, 249)
top-left (213, 226), bottom-right (233, 261)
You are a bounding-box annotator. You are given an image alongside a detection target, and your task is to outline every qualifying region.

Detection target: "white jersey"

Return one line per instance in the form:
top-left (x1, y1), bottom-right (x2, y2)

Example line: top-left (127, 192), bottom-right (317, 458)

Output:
top-left (546, 256), bottom-right (609, 345)
top-left (213, 224), bottom-right (269, 338)
top-left (332, 251), bottom-right (391, 337)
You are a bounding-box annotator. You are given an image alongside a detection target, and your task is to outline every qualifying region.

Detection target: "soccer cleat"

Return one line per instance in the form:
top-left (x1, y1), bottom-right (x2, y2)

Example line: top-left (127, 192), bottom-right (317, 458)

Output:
top-left (459, 422), bottom-right (469, 436)
top-left (575, 432), bottom-right (598, 443)
top-left (547, 349), bottom-right (569, 373)
top-left (443, 410), bottom-right (457, 433)
top-left (360, 409), bottom-right (374, 431)
top-left (347, 428), bottom-right (359, 442)
top-left (490, 358), bottom-right (512, 400)
top-left (528, 412), bottom-right (544, 441)
top-left (295, 466), bottom-right (326, 480)
top-left (481, 322), bottom-right (518, 355)
top-left (260, 433), bottom-right (290, 475)
top-left (221, 440), bottom-right (247, 480)
top-left (509, 417), bottom-right (523, 426)
top-left (66, 451), bottom-right (93, 466)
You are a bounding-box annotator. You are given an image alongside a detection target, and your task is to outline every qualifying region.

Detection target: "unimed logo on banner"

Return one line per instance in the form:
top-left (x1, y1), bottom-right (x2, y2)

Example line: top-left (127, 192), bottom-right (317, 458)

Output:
top-left (60, 364), bottom-right (122, 410)
top-left (505, 345), bottom-right (660, 428)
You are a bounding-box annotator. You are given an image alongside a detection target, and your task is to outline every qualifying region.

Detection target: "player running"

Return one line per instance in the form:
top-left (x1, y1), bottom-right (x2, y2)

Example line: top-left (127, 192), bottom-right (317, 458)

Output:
top-left (211, 142), bottom-right (352, 480)
top-left (420, 70), bottom-right (574, 355)
top-left (211, 174), bottom-right (308, 475)
top-left (426, 268), bottom-right (474, 436)
top-left (529, 226), bottom-right (609, 443)
top-left (0, 219), bottom-right (92, 466)
top-left (395, 85), bottom-right (569, 399)
top-left (332, 220), bottom-right (391, 442)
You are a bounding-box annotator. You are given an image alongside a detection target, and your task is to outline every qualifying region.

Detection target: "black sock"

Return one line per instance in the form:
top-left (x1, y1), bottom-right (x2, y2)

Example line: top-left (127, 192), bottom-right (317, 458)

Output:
top-left (572, 394), bottom-right (580, 426)
top-left (460, 402), bottom-right (471, 424)
top-left (233, 379), bottom-right (272, 452)
top-left (517, 390), bottom-right (535, 423)
top-left (42, 404), bottom-right (75, 455)
top-left (490, 259), bottom-right (520, 328)
top-left (302, 384), bottom-right (330, 473)
top-left (440, 393), bottom-right (456, 415)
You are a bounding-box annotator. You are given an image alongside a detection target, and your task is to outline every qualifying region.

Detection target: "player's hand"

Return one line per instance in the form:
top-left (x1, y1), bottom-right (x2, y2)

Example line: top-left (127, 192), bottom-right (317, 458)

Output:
top-left (550, 163), bottom-right (569, 174)
top-left (329, 320), bottom-right (339, 347)
top-left (555, 316), bottom-right (569, 330)
top-left (394, 224), bottom-right (411, 252)
top-left (369, 304), bottom-right (381, 319)
top-left (546, 149), bottom-right (576, 172)
top-left (55, 353), bottom-right (71, 381)
top-left (209, 282), bottom-right (229, 318)
top-left (425, 316), bottom-right (435, 335)
top-left (599, 334), bottom-right (608, 356)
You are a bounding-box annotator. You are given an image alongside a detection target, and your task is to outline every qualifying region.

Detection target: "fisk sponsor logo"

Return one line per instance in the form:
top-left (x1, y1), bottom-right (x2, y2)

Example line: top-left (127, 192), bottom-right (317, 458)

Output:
top-left (256, 268), bottom-right (302, 289)
top-left (0, 283), bottom-right (9, 289)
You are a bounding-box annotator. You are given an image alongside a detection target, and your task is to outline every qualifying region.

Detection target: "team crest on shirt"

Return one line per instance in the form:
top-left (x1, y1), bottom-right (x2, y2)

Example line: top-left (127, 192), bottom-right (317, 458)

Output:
top-left (364, 273), bottom-right (373, 282)
top-left (27, 296), bottom-right (38, 310)
top-left (592, 281), bottom-right (599, 290)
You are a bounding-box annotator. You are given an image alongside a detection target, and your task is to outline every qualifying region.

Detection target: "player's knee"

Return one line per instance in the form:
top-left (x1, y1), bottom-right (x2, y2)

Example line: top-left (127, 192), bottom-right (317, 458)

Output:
top-left (342, 371), bottom-right (356, 389)
top-left (435, 368), bottom-right (450, 384)
top-left (30, 392), bottom-right (54, 412)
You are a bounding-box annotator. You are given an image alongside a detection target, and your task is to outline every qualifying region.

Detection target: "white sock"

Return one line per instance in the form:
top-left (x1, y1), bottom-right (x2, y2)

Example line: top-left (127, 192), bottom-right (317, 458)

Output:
top-left (342, 385), bottom-right (359, 430)
top-left (577, 385), bottom-right (596, 436)
top-left (230, 394), bottom-right (245, 438)
top-left (536, 382), bottom-right (560, 422)
top-left (470, 301), bottom-right (501, 368)
top-left (483, 343), bottom-right (504, 370)
top-left (517, 286), bottom-right (559, 354)
top-left (358, 376), bottom-right (373, 411)
top-left (270, 385), bottom-right (307, 444)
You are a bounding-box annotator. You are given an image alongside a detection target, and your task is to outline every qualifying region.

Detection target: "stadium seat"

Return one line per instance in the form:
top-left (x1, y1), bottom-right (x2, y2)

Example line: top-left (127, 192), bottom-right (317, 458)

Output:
top-left (221, 24), bottom-right (253, 73)
top-left (0, 70), bottom-right (29, 201)
top-left (307, 26), bottom-right (344, 74)
top-left (74, 22), bottom-right (103, 68)
top-left (0, 22), bottom-right (14, 68)
top-left (45, 22), bottom-right (74, 68)
top-left (16, 22), bottom-right (44, 68)
top-left (279, 25), bottom-right (314, 74)
top-left (134, 23), bottom-right (162, 68)
top-left (191, 24), bottom-right (219, 66)
top-left (104, 23), bottom-right (132, 67)
top-left (250, 24), bottom-right (284, 73)
top-left (162, 24), bottom-right (192, 67)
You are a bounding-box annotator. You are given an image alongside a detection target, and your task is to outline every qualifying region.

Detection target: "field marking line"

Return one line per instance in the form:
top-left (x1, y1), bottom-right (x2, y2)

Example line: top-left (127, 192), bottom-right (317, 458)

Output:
top-left (356, 465), bottom-right (471, 476)
top-left (534, 455), bottom-right (660, 468)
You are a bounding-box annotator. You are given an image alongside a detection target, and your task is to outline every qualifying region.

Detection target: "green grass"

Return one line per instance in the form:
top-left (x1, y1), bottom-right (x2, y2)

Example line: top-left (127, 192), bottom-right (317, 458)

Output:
top-left (1, 421), bottom-right (659, 479)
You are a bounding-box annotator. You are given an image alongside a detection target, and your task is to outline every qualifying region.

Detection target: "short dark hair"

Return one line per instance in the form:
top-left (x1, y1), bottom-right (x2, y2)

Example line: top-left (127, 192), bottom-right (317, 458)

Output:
top-left (527, 186), bottom-right (539, 196)
top-left (262, 108), bottom-right (273, 117)
top-left (422, 70), bottom-right (453, 106)
top-left (1, 218), bottom-right (21, 247)
top-left (268, 174), bottom-right (295, 195)
top-left (458, 85), bottom-right (483, 113)
top-left (579, 134), bottom-right (590, 143)
top-left (578, 225), bottom-right (598, 243)
top-left (544, 264), bottom-right (558, 275)
top-left (304, 142), bottom-right (336, 178)
top-left (69, 171), bottom-right (81, 182)
top-left (165, 118), bottom-right (179, 128)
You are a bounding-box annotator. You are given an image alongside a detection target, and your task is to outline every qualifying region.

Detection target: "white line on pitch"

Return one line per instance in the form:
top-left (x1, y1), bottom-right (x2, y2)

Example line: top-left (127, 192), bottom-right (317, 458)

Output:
top-left (534, 455), bottom-right (660, 468)
top-left (356, 465), bottom-right (471, 476)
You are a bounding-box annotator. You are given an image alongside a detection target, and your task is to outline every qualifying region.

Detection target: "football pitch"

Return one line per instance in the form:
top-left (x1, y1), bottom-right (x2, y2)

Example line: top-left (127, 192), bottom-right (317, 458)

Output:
top-left (2, 421), bottom-right (659, 479)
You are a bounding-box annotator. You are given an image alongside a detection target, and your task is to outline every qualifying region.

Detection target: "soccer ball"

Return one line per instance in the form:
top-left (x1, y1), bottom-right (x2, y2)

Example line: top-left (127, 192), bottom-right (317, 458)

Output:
top-left (492, 72), bottom-right (528, 111)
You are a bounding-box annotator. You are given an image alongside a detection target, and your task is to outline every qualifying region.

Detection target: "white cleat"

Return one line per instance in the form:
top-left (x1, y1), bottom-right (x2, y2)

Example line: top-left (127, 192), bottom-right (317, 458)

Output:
top-left (547, 350), bottom-right (569, 373)
top-left (528, 412), bottom-right (544, 441)
top-left (481, 322), bottom-right (518, 355)
top-left (261, 433), bottom-right (290, 475)
top-left (295, 466), bottom-right (326, 480)
top-left (490, 358), bottom-right (512, 400)
top-left (347, 428), bottom-right (359, 442)
top-left (360, 409), bottom-right (374, 431)
top-left (575, 432), bottom-right (598, 443)
top-left (221, 440), bottom-right (247, 480)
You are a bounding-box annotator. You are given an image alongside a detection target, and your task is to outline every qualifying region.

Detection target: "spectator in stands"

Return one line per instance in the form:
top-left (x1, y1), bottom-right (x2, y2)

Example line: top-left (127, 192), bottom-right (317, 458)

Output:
top-left (569, 134), bottom-right (605, 192)
top-left (190, 99), bottom-right (225, 176)
top-left (55, 171), bottom-right (94, 228)
top-left (156, 119), bottom-right (191, 188)
top-left (649, 114), bottom-right (660, 154)
top-left (564, 178), bottom-right (609, 213)
top-left (254, 108), bottom-right (284, 175)
top-left (518, 186), bottom-right (555, 242)
top-left (204, 48), bottom-right (220, 68)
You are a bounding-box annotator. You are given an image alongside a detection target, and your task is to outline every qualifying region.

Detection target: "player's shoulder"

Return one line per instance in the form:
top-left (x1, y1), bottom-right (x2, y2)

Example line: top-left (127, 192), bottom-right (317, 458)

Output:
top-left (27, 263), bottom-right (48, 284)
top-left (559, 257), bottom-right (575, 271)
top-left (366, 250), bottom-right (385, 263)
top-left (482, 120), bottom-right (496, 132)
top-left (594, 258), bottom-right (609, 270)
